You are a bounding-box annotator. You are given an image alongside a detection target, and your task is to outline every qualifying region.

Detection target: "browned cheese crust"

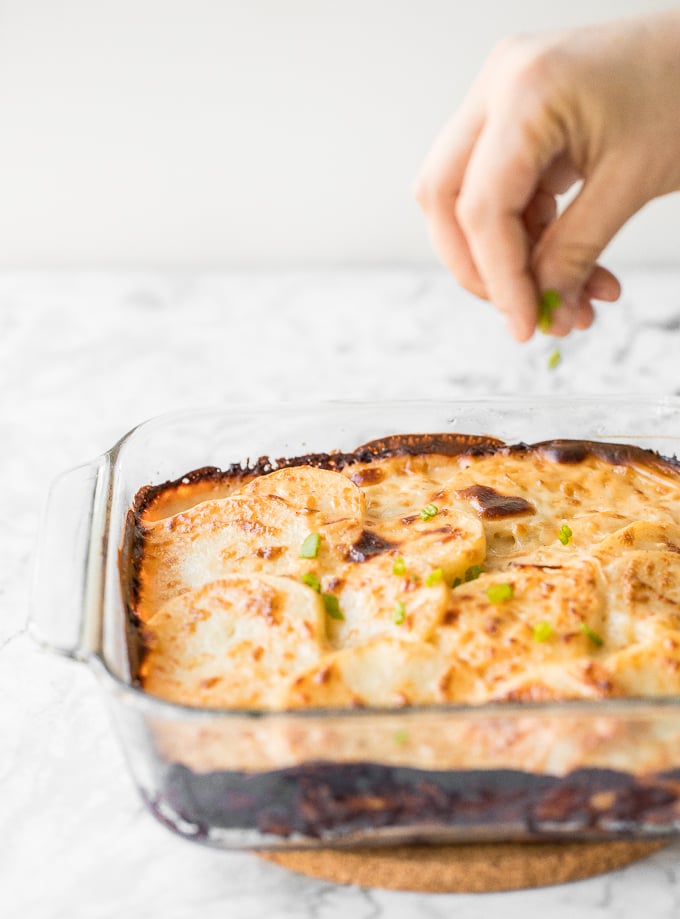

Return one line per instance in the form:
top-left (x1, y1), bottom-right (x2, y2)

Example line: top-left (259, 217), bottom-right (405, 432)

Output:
top-left (124, 434), bottom-right (680, 773)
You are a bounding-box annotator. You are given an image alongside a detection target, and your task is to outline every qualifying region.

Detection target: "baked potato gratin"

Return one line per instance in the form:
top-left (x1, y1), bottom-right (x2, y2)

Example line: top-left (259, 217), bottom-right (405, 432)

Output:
top-left (126, 433), bottom-right (680, 711)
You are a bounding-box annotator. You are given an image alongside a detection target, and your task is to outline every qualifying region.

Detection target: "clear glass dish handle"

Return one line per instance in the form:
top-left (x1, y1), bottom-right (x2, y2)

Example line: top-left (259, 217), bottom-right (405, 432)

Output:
top-left (29, 456), bottom-right (110, 661)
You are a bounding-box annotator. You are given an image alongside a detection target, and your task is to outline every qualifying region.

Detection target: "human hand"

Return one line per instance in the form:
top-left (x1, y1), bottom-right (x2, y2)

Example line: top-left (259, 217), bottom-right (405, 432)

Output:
top-left (414, 12), bottom-right (680, 341)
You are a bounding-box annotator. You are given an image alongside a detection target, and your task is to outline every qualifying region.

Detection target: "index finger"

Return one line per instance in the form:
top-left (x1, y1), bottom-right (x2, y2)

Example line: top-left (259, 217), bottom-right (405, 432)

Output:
top-left (455, 101), bottom-right (565, 340)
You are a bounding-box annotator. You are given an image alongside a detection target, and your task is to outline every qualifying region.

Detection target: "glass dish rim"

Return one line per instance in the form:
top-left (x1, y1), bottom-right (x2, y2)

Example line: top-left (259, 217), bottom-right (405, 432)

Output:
top-left (107, 392), bottom-right (680, 454)
top-left (98, 393), bottom-right (680, 721)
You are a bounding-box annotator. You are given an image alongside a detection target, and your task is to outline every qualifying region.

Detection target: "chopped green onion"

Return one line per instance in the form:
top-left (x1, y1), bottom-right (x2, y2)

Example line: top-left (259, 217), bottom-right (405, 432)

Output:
top-left (394, 729), bottom-right (409, 745)
top-left (419, 503), bottom-right (439, 520)
top-left (322, 593), bottom-right (344, 620)
top-left (580, 622), bottom-right (604, 646)
top-left (392, 556), bottom-right (407, 576)
top-left (558, 524), bottom-right (573, 546)
top-left (548, 348), bottom-right (562, 370)
top-left (452, 577), bottom-right (462, 588)
top-left (393, 601), bottom-right (407, 625)
top-left (465, 565), bottom-right (484, 582)
top-left (487, 583), bottom-right (514, 604)
top-left (533, 620), bottom-right (553, 643)
top-left (537, 289), bottom-right (561, 333)
top-left (299, 533), bottom-right (321, 559)
top-left (301, 572), bottom-right (321, 592)
top-left (426, 567), bottom-right (444, 587)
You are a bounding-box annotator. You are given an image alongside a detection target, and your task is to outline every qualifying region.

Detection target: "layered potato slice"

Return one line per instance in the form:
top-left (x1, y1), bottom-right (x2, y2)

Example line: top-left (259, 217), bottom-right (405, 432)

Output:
top-left (284, 637), bottom-right (468, 709)
top-left (325, 555), bottom-right (451, 648)
top-left (433, 559), bottom-right (609, 701)
top-left (347, 457), bottom-right (454, 518)
top-left (364, 497), bottom-right (486, 581)
top-left (592, 532), bottom-right (680, 695)
top-left (324, 493), bottom-right (487, 647)
top-left (438, 450), bottom-right (680, 568)
top-left (138, 464), bottom-right (487, 631)
top-left (137, 467), bottom-right (366, 621)
top-left (140, 574), bottom-right (328, 708)
top-left (239, 465), bottom-right (365, 519)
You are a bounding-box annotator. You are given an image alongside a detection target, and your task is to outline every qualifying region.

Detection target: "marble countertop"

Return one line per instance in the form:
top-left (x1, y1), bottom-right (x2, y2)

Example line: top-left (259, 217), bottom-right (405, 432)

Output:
top-left (3, 266), bottom-right (680, 918)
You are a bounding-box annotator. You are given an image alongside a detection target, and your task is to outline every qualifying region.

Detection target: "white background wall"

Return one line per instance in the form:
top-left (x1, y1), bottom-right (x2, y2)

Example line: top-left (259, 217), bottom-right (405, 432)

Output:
top-left (0, 0), bottom-right (678, 268)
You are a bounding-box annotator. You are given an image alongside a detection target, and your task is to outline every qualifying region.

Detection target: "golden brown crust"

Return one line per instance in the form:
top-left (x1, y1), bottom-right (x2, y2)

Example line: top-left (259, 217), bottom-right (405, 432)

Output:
top-left (128, 434), bottom-right (680, 722)
top-left (129, 435), bottom-right (680, 523)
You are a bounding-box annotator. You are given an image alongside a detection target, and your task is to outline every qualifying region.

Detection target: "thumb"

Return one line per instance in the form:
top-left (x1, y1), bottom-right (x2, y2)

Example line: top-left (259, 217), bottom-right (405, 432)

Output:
top-left (532, 160), bottom-right (643, 330)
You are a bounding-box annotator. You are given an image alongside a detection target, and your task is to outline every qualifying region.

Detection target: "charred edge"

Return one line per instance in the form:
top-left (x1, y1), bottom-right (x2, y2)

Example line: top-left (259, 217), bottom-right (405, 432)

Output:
top-left (347, 530), bottom-right (398, 563)
top-left (349, 466), bottom-right (385, 486)
top-left (150, 761), bottom-right (680, 842)
top-left (130, 456), bottom-right (362, 520)
top-left (456, 484), bottom-right (535, 519)
top-left (119, 507), bottom-right (146, 682)
top-left (131, 438), bottom-right (680, 523)
top-left (532, 440), bottom-right (680, 472)
top-left (353, 432), bottom-right (506, 458)
top-left (130, 435), bottom-right (507, 521)
top-left (131, 466), bottom-right (226, 517)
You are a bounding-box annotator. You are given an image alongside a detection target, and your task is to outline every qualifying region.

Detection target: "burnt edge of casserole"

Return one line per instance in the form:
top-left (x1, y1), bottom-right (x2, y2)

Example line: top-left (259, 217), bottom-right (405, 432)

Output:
top-left (145, 759), bottom-right (680, 844)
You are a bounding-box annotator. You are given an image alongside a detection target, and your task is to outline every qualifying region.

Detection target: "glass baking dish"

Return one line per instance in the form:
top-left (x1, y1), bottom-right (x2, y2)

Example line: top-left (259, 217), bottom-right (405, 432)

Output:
top-left (29, 397), bottom-right (680, 849)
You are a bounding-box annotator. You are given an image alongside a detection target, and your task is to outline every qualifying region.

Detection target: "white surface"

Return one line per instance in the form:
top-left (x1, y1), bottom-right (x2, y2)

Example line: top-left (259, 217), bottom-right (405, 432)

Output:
top-left (3, 265), bottom-right (680, 918)
top-left (0, 0), bottom-right (679, 267)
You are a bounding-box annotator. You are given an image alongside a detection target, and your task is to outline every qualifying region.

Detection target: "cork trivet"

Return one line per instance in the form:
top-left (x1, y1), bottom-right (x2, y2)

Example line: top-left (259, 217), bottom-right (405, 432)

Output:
top-left (259, 839), bottom-right (667, 893)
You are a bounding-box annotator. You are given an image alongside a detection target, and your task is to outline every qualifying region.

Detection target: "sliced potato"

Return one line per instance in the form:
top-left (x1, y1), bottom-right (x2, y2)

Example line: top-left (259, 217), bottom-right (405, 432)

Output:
top-left (141, 574), bottom-right (328, 708)
top-left (599, 548), bottom-right (680, 645)
top-left (605, 641), bottom-right (680, 696)
top-left (138, 493), bottom-right (363, 620)
top-left (350, 465), bottom-right (444, 519)
top-left (325, 553), bottom-right (451, 647)
top-left (284, 637), bottom-right (459, 708)
top-left (593, 521), bottom-right (680, 561)
top-left (435, 560), bottom-right (606, 669)
top-left (367, 499), bottom-right (486, 583)
top-left (487, 659), bottom-right (616, 703)
top-left (239, 465), bottom-right (365, 520)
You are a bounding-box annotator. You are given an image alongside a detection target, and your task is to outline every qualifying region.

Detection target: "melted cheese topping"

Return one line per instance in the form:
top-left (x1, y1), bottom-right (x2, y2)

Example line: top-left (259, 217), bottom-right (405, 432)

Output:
top-left (135, 444), bottom-right (680, 715)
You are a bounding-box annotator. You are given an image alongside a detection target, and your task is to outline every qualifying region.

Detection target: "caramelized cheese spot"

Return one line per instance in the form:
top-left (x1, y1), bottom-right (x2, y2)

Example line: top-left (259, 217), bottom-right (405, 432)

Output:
top-left (457, 484), bottom-right (535, 518)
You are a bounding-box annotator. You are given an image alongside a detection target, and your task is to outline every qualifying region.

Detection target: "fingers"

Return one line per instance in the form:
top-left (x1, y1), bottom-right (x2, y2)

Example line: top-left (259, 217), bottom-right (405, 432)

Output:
top-left (415, 62), bottom-right (628, 341)
top-left (424, 112), bottom-right (629, 341)
top-left (415, 39), bottom-right (578, 340)
top-left (523, 189), bottom-right (557, 244)
top-left (534, 264), bottom-right (619, 336)
top-left (415, 14), bottom-right (680, 342)
top-left (549, 292), bottom-right (593, 336)
top-left (423, 200), bottom-right (487, 300)
top-left (585, 265), bottom-right (621, 302)
top-left (539, 152), bottom-right (582, 196)
top-left (531, 159), bottom-right (636, 332)
top-left (573, 299), bottom-right (595, 331)
top-left (454, 94), bottom-right (565, 341)
top-left (424, 186), bottom-right (563, 302)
